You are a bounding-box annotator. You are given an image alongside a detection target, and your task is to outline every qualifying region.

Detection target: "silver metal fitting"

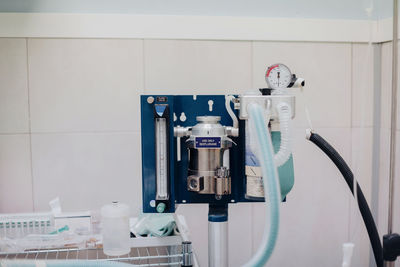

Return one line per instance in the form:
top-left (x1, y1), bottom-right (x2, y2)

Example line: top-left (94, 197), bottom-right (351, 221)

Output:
top-left (147, 96), bottom-right (154, 104)
top-left (187, 176), bottom-right (203, 192)
top-left (182, 241), bottom-right (193, 267)
top-left (174, 126), bottom-right (191, 137)
top-left (225, 126), bottom-right (239, 137)
top-left (216, 166), bottom-right (229, 178)
top-left (180, 116), bottom-right (233, 197)
top-left (215, 167), bottom-right (231, 199)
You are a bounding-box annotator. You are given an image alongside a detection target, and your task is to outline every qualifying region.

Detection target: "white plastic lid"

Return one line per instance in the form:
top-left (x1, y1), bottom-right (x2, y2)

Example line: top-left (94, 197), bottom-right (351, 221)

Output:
top-left (101, 201), bottom-right (130, 218)
top-left (244, 89), bottom-right (261, 95)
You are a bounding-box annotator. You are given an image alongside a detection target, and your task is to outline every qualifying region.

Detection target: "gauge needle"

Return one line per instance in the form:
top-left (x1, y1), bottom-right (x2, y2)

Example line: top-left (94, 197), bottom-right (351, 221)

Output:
top-left (277, 72), bottom-right (280, 86)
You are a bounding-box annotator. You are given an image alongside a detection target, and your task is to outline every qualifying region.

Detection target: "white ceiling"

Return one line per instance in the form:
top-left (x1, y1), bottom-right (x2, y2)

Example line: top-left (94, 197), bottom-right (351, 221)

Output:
top-left (0, 0), bottom-right (393, 20)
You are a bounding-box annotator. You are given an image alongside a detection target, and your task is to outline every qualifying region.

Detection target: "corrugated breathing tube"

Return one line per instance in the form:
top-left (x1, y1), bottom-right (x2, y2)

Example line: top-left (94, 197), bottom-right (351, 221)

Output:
top-left (274, 102), bottom-right (293, 167)
top-left (306, 130), bottom-right (383, 267)
top-left (242, 103), bottom-right (280, 267)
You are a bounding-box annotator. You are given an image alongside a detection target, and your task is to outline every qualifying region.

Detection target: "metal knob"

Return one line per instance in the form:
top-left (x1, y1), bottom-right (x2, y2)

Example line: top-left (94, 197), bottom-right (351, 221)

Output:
top-left (216, 166), bottom-right (229, 178)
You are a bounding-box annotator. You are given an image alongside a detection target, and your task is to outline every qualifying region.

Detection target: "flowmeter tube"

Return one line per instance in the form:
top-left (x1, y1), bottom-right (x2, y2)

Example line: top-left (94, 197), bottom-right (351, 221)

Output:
top-left (154, 104), bottom-right (170, 212)
top-left (155, 117), bottom-right (168, 200)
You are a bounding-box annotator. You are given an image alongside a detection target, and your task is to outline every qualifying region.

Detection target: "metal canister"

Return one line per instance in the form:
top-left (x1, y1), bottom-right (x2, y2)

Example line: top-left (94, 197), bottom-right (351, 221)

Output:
top-left (185, 116), bottom-right (232, 196)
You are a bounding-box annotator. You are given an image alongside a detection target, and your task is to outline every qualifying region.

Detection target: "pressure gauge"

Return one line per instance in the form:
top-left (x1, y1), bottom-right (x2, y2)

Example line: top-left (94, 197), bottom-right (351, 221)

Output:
top-left (265, 63), bottom-right (292, 90)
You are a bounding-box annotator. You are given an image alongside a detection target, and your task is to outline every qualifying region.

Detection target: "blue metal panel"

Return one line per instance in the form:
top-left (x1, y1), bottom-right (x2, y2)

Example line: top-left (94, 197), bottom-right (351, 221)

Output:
top-left (141, 95), bottom-right (294, 213)
top-left (173, 95), bottom-right (241, 205)
top-left (141, 95), bottom-right (176, 213)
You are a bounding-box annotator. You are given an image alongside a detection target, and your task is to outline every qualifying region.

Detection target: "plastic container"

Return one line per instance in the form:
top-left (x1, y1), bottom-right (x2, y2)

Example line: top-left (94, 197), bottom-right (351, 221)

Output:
top-left (0, 212), bottom-right (54, 239)
top-left (101, 202), bottom-right (130, 256)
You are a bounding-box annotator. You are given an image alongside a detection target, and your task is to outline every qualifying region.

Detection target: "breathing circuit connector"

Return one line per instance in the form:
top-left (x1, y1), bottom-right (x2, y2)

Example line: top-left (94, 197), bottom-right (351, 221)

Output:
top-left (383, 233), bottom-right (400, 261)
top-left (288, 74), bottom-right (305, 88)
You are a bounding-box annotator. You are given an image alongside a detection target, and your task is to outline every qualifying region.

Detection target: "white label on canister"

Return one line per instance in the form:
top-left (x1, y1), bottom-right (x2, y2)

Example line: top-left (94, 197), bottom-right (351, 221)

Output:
top-left (245, 166), bottom-right (264, 198)
top-left (245, 165), bottom-right (262, 177)
top-left (246, 176), bottom-right (265, 198)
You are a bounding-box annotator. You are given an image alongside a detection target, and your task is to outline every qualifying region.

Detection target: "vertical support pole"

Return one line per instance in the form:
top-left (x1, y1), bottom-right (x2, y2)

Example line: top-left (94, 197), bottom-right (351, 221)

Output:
top-left (371, 44), bottom-right (382, 267)
top-left (386, 0), bottom-right (398, 266)
top-left (208, 204), bottom-right (228, 267)
top-left (182, 241), bottom-right (193, 267)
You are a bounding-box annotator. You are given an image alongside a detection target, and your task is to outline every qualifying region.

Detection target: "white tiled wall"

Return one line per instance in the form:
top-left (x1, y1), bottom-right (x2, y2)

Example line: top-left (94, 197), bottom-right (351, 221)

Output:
top-left (0, 38), bottom-right (389, 266)
top-left (144, 40), bottom-right (252, 95)
top-left (0, 134), bottom-right (33, 212)
top-left (28, 39), bottom-right (144, 133)
top-left (31, 132), bottom-right (142, 212)
top-left (0, 39), bottom-right (32, 213)
top-left (0, 39), bottom-right (29, 134)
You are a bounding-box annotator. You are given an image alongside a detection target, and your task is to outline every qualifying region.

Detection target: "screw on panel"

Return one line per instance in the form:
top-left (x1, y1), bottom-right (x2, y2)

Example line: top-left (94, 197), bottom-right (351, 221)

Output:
top-left (180, 112), bottom-right (187, 122)
top-left (208, 100), bottom-right (214, 111)
top-left (147, 96), bottom-right (155, 104)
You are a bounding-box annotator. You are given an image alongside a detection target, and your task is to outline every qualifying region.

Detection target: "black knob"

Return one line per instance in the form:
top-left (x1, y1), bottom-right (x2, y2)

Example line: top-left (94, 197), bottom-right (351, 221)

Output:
top-left (259, 88), bottom-right (273, 95)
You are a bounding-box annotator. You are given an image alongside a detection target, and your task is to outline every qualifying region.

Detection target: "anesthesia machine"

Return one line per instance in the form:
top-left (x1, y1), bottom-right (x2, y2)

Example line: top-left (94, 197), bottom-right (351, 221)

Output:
top-left (141, 63), bottom-right (302, 267)
top-left (140, 64), bottom-right (391, 267)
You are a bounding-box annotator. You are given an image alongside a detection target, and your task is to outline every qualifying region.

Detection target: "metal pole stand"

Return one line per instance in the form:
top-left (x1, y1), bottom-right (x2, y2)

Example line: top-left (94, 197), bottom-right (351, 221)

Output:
top-left (208, 204), bottom-right (228, 267)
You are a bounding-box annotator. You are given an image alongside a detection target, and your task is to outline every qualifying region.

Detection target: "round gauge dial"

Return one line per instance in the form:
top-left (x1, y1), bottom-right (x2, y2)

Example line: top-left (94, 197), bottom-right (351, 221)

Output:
top-left (265, 63), bottom-right (292, 90)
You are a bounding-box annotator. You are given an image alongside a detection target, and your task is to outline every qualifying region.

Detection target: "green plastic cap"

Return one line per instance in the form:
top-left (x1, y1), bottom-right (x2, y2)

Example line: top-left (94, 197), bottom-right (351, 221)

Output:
top-left (156, 203), bottom-right (166, 213)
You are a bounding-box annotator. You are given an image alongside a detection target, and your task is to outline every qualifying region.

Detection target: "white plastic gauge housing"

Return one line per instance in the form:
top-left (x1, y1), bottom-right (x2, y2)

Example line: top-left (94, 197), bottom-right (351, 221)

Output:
top-left (265, 63), bottom-right (292, 90)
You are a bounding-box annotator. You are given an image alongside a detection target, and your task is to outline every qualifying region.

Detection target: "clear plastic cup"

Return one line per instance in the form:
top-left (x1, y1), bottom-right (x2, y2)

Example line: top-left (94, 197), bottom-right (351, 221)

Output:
top-left (101, 201), bottom-right (130, 256)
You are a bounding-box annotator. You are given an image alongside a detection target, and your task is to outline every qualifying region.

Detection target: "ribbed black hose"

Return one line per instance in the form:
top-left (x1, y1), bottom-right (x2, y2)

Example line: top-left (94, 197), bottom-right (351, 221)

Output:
top-left (307, 131), bottom-right (383, 267)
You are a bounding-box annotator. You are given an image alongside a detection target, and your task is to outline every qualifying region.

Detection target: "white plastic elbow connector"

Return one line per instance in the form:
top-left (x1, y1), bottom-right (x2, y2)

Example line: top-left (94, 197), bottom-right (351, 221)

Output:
top-left (293, 78), bottom-right (305, 88)
top-left (305, 128), bottom-right (313, 140)
top-left (274, 102), bottom-right (293, 167)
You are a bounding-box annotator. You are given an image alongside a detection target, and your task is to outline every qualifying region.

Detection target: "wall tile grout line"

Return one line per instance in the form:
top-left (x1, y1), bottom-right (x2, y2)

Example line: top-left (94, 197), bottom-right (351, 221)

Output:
top-left (347, 43), bottom-right (354, 243)
top-left (0, 133), bottom-right (30, 136)
top-left (142, 39), bottom-right (146, 94)
top-left (250, 41), bottom-right (254, 89)
top-left (370, 43), bottom-right (382, 267)
top-left (1, 127), bottom-right (376, 136)
top-left (0, 126), bottom-right (371, 136)
top-left (25, 37), bottom-right (35, 212)
top-left (28, 130), bottom-right (141, 135)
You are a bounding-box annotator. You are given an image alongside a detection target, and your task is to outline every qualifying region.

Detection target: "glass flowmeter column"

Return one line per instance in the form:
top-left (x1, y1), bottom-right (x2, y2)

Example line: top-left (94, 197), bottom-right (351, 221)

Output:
top-left (155, 117), bottom-right (168, 200)
top-left (154, 104), bottom-right (170, 213)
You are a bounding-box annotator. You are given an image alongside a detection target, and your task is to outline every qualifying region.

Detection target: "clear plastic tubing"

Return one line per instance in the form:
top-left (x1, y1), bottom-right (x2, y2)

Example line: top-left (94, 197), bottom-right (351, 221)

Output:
top-left (243, 102), bottom-right (280, 267)
top-left (101, 202), bottom-right (130, 256)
